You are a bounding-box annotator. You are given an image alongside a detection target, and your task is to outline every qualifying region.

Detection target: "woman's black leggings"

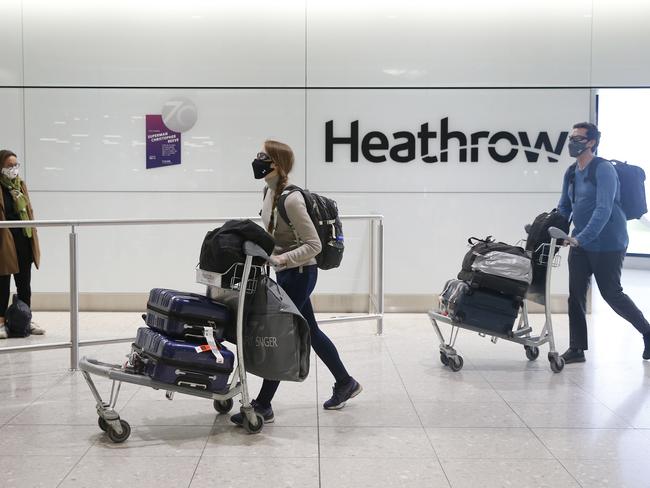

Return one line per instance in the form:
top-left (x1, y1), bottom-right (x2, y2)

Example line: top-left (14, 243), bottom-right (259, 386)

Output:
top-left (255, 265), bottom-right (351, 407)
top-left (0, 259), bottom-right (32, 317)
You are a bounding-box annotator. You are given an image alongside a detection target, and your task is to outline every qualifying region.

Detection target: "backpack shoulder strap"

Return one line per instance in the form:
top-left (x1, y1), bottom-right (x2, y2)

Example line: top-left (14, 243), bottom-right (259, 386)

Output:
top-left (585, 157), bottom-right (605, 185)
top-left (276, 184), bottom-right (302, 226)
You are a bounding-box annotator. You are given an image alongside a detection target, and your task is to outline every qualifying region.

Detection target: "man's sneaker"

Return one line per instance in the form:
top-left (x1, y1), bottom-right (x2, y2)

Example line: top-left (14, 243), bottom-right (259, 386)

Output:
top-left (323, 378), bottom-right (363, 410)
top-left (30, 322), bottom-right (45, 335)
top-left (561, 348), bottom-right (586, 364)
top-left (230, 400), bottom-right (274, 426)
top-left (643, 333), bottom-right (650, 360)
top-left (0, 324), bottom-right (8, 339)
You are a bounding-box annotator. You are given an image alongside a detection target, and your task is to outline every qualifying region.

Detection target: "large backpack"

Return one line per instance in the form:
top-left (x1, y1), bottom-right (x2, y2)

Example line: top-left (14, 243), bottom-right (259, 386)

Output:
top-left (6, 295), bottom-right (31, 338)
top-left (269, 185), bottom-right (344, 270)
top-left (569, 158), bottom-right (647, 220)
top-left (525, 209), bottom-right (570, 253)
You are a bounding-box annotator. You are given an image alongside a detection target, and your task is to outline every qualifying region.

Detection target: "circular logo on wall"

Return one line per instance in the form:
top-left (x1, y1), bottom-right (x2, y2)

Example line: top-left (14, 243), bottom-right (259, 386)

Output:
top-left (162, 97), bottom-right (198, 133)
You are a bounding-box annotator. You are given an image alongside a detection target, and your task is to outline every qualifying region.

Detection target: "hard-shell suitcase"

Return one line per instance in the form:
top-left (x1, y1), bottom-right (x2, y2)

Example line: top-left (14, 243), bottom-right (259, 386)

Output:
top-left (440, 279), bottom-right (521, 335)
top-left (132, 327), bottom-right (234, 393)
top-left (145, 288), bottom-right (231, 339)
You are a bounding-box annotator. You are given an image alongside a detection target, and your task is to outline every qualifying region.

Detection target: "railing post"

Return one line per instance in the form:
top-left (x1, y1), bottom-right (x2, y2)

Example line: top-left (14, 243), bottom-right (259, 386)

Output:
top-left (376, 218), bottom-right (384, 336)
top-left (69, 225), bottom-right (79, 370)
top-left (369, 219), bottom-right (376, 315)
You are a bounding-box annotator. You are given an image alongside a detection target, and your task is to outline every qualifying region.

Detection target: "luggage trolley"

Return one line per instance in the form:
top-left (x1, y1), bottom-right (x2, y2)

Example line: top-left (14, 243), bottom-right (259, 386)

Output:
top-left (429, 227), bottom-right (570, 374)
top-left (79, 241), bottom-right (270, 442)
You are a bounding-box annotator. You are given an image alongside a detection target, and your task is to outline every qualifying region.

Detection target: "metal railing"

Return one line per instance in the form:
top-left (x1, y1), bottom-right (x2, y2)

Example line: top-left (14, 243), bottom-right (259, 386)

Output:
top-left (0, 215), bottom-right (384, 369)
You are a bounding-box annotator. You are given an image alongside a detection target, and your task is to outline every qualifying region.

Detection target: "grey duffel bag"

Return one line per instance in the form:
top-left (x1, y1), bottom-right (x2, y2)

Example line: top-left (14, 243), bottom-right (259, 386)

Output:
top-left (226, 275), bottom-right (311, 382)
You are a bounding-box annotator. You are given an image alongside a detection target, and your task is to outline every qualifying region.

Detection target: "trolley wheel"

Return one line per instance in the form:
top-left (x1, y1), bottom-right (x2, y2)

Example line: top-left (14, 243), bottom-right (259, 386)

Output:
top-left (242, 411), bottom-right (264, 434)
top-left (549, 356), bottom-right (565, 373)
top-left (97, 417), bottom-right (108, 432)
top-left (107, 420), bottom-right (131, 443)
top-left (213, 399), bottom-right (234, 414)
top-left (449, 355), bottom-right (464, 372)
top-left (525, 346), bottom-right (540, 361)
top-left (439, 351), bottom-right (450, 366)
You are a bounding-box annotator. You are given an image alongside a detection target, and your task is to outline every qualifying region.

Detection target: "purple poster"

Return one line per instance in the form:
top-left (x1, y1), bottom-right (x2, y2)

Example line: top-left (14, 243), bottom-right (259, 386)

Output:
top-left (146, 114), bottom-right (181, 169)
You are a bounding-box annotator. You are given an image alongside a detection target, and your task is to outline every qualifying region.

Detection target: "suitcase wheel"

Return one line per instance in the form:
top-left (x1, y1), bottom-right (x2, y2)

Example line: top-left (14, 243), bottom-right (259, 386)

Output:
top-left (213, 399), bottom-right (234, 414)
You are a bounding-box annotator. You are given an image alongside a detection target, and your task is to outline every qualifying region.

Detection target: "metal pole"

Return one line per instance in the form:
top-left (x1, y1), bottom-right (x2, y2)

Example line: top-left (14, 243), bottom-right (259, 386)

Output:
top-left (376, 218), bottom-right (385, 336)
top-left (369, 219), bottom-right (376, 314)
top-left (69, 225), bottom-right (79, 370)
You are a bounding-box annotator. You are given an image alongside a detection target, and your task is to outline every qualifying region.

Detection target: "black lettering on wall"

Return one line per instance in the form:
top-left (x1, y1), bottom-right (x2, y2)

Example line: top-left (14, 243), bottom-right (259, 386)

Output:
top-left (417, 123), bottom-right (438, 163)
top-left (517, 131), bottom-right (568, 163)
top-left (325, 120), bottom-right (359, 162)
top-left (390, 131), bottom-right (416, 163)
top-left (488, 131), bottom-right (519, 163)
top-left (440, 117), bottom-right (467, 162)
top-left (470, 131), bottom-right (490, 162)
top-left (362, 131), bottom-right (389, 163)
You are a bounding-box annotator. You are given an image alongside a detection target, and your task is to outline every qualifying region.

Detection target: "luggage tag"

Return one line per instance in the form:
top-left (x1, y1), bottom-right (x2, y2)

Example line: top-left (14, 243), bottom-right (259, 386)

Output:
top-left (194, 327), bottom-right (224, 364)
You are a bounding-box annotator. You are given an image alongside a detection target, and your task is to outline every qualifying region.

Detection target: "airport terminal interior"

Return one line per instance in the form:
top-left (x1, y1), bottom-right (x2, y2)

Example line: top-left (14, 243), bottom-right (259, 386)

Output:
top-left (2, 1), bottom-right (650, 487)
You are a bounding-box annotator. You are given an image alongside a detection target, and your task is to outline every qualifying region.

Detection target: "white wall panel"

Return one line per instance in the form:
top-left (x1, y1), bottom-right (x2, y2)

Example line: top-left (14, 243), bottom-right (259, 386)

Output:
top-left (592, 0), bottom-right (650, 87)
top-left (306, 89), bottom-right (590, 193)
top-left (0, 0), bottom-right (22, 86)
top-left (24, 89), bottom-right (305, 192)
top-left (28, 191), bottom-right (568, 297)
top-left (22, 0), bottom-right (305, 87)
top-left (306, 0), bottom-right (592, 87)
top-left (0, 89), bottom-right (24, 157)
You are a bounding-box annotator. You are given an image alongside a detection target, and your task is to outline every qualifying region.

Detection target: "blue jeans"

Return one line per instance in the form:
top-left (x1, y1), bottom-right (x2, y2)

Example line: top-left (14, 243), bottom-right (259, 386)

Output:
top-left (256, 265), bottom-right (351, 407)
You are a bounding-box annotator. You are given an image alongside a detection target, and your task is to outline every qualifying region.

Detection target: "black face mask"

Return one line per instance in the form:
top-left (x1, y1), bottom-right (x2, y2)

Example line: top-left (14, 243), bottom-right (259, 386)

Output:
top-left (568, 140), bottom-right (589, 158)
top-left (252, 158), bottom-right (273, 179)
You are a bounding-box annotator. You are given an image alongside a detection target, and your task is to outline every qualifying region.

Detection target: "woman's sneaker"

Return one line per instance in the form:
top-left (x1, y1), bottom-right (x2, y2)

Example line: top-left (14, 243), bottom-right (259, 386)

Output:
top-left (30, 322), bottom-right (45, 335)
top-left (0, 324), bottom-right (8, 339)
top-left (230, 400), bottom-right (275, 426)
top-left (323, 378), bottom-right (363, 410)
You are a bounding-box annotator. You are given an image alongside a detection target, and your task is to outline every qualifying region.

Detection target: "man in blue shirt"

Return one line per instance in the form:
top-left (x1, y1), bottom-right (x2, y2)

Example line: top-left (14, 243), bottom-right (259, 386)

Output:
top-left (558, 122), bottom-right (650, 363)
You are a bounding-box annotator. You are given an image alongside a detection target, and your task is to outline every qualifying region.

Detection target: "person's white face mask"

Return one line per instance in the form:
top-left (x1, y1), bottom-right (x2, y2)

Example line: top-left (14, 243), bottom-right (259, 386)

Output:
top-left (1, 166), bottom-right (19, 179)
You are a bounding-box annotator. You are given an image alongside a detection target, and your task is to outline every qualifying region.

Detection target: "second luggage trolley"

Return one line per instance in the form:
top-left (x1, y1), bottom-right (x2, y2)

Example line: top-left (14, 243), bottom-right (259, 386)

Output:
top-left (79, 241), bottom-right (270, 442)
top-left (428, 227), bottom-right (570, 374)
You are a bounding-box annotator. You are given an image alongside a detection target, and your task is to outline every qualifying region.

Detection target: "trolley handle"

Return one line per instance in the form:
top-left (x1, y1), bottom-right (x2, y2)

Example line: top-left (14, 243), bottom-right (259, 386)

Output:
top-left (243, 241), bottom-right (270, 261)
top-left (547, 226), bottom-right (569, 240)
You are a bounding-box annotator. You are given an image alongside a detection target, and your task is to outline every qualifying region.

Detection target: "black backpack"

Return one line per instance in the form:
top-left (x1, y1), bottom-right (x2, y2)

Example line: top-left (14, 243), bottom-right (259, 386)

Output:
top-left (6, 295), bottom-right (31, 338)
top-left (569, 158), bottom-right (647, 220)
top-left (525, 209), bottom-right (570, 253)
top-left (269, 185), bottom-right (344, 270)
top-left (199, 219), bottom-right (275, 273)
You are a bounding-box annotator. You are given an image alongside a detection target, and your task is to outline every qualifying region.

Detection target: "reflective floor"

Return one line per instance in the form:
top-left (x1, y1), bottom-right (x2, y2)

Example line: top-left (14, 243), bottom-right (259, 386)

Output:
top-left (1, 270), bottom-right (649, 487)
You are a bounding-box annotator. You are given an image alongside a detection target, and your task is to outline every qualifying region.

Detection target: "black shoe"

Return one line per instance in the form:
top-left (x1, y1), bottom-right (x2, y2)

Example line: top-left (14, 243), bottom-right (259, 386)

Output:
top-left (643, 334), bottom-right (650, 360)
top-left (230, 400), bottom-right (275, 426)
top-left (561, 348), bottom-right (586, 364)
top-left (323, 377), bottom-right (363, 410)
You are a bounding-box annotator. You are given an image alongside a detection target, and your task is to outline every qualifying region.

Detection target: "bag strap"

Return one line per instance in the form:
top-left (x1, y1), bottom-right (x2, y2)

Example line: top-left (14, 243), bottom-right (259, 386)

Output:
top-left (202, 326), bottom-right (224, 364)
top-left (467, 236), bottom-right (493, 245)
top-left (277, 185), bottom-right (304, 248)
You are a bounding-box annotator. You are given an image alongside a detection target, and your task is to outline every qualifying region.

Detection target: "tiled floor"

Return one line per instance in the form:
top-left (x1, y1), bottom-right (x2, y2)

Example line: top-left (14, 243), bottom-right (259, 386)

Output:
top-left (1, 270), bottom-right (649, 487)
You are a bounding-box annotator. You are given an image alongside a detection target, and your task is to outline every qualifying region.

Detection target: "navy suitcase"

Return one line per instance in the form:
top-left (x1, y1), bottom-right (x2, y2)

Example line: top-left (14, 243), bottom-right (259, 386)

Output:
top-left (145, 288), bottom-right (231, 340)
top-left (133, 327), bottom-right (234, 393)
top-left (440, 279), bottom-right (521, 335)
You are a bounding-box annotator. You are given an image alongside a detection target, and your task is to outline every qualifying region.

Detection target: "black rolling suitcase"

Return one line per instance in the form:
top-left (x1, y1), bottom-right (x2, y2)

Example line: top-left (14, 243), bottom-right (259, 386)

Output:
top-left (132, 327), bottom-right (234, 393)
top-left (145, 288), bottom-right (231, 340)
top-left (440, 280), bottom-right (521, 335)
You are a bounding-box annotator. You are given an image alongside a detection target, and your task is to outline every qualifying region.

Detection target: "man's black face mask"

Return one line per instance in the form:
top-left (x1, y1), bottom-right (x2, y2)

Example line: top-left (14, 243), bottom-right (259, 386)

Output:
top-left (568, 137), bottom-right (590, 158)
